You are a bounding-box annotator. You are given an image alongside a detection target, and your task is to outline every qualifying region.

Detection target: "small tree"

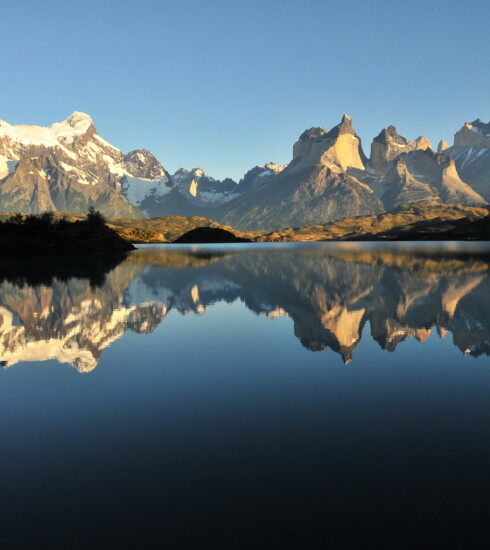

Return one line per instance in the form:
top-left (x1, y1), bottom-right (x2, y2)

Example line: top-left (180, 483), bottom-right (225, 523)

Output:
top-left (87, 206), bottom-right (106, 227)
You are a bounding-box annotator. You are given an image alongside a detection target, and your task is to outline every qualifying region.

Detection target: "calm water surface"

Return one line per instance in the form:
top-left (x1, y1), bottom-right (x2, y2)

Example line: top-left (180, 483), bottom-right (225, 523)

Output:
top-left (2, 242), bottom-right (490, 547)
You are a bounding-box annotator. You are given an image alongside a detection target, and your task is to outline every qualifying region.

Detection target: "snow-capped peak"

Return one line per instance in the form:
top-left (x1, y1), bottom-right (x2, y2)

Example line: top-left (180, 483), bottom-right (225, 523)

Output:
top-left (193, 168), bottom-right (205, 178)
top-left (50, 111), bottom-right (95, 141)
top-left (263, 161), bottom-right (286, 173)
top-left (0, 111), bottom-right (95, 152)
top-left (173, 167), bottom-right (208, 181)
top-left (65, 111), bottom-right (94, 128)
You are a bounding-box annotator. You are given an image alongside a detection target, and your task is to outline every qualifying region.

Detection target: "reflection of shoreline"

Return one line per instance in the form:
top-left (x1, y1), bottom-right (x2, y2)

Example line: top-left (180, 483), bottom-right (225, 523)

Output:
top-left (1, 244), bottom-right (490, 371)
top-left (0, 248), bottom-right (131, 287)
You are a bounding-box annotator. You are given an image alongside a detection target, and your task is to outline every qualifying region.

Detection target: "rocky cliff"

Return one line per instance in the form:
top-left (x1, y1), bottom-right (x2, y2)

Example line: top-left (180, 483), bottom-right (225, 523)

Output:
top-left (219, 115), bottom-right (385, 230)
top-left (444, 119), bottom-right (490, 200)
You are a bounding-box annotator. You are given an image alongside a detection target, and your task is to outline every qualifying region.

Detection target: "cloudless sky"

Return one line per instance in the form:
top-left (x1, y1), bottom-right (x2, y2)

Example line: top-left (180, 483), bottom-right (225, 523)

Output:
top-left (1, 0), bottom-right (489, 180)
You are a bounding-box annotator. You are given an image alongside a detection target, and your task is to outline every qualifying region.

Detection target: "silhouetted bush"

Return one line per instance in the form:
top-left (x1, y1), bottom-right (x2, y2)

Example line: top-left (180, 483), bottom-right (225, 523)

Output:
top-left (86, 206), bottom-right (106, 227)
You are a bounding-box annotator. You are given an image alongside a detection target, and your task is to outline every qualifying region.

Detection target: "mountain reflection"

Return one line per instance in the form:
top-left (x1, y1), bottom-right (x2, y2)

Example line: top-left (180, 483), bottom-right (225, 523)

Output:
top-left (1, 243), bottom-right (490, 371)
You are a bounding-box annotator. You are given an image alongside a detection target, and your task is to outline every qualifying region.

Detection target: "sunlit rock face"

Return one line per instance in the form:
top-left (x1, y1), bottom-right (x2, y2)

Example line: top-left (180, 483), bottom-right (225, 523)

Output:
top-left (454, 120), bottom-right (490, 148)
top-left (141, 167), bottom-right (241, 219)
top-left (438, 140), bottom-right (449, 153)
top-left (219, 115), bottom-right (488, 231)
top-left (172, 168), bottom-right (237, 206)
top-left (359, 126), bottom-right (486, 210)
top-left (234, 162), bottom-right (287, 194)
top-left (291, 115), bottom-right (366, 173)
top-left (368, 126), bottom-right (431, 175)
top-left (1, 245), bottom-right (490, 371)
top-left (220, 115), bottom-right (385, 231)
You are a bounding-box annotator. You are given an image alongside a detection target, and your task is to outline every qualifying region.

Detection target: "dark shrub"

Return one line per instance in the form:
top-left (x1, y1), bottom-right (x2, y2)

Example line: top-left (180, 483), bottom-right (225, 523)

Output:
top-left (87, 206), bottom-right (106, 227)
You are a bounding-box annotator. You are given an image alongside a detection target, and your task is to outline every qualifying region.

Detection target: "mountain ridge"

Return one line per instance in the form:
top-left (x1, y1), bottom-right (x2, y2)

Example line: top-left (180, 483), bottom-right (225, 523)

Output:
top-left (1, 111), bottom-right (489, 230)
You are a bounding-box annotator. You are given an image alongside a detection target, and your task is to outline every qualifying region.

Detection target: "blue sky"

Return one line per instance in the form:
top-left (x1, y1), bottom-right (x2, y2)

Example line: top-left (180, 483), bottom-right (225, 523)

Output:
top-left (1, 0), bottom-right (489, 180)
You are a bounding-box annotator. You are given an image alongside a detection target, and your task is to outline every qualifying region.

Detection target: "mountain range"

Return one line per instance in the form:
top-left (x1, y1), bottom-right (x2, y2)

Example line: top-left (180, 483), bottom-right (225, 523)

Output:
top-left (1, 112), bottom-right (489, 230)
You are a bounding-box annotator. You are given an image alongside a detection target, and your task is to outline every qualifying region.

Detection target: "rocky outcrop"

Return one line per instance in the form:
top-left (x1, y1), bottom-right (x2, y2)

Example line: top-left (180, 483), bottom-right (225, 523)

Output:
top-left (403, 149), bottom-right (485, 206)
top-left (292, 115), bottom-right (367, 172)
top-left (372, 156), bottom-right (439, 210)
top-left (234, 162), bottom-right (286, 193)
top-left (123, 149), bottom-right (167, 179)
top-left (445, 119), bottom-right (490, 200)
top-left (438, 140), bottom-right (448, 153)
top-left (219, 115), bottom-right (384, 230)
top-left (361, 125), bottom-right (485, 210)
top-left (368, 126), bottom-right (432, 174)
top-left (173, 168), bottom-right (236, 199)
top-left (147, 168), bottom-right (238, 217)
top-left (454, 119), bottom-right (490, 148)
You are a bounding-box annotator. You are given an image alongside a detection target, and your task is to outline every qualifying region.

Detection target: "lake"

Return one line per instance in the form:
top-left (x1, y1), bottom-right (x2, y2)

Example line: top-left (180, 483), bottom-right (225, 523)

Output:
top-left (2, 242), bottom-right (490, 547)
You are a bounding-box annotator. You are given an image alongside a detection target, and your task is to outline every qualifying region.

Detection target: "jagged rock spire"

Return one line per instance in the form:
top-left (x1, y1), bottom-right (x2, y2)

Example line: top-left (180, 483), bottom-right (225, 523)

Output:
top-left (292, 114), bottom-right (365, 171)
top-left (369, 125), bottom-right (432, 173)
top-left (438, 140), bottom-right (448, 153)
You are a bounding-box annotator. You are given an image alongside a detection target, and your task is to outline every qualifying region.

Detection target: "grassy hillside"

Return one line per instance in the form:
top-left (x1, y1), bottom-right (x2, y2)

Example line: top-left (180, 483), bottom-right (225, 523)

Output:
top-left (277, 202), bottom-right (490, 241)
top-left (106, 215), bottom-right (256, 242)
top-left (0, 212), bottom-right (255, 242)
top-left (109, 202), bottom-right (490, 242)
top-left (1, 202), bottom-right (488, 242)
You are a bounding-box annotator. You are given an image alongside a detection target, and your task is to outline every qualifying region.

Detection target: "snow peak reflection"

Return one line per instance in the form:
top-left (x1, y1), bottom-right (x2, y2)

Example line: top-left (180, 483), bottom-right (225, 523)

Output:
top-left (1, 243), bottom-right (490, 371)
